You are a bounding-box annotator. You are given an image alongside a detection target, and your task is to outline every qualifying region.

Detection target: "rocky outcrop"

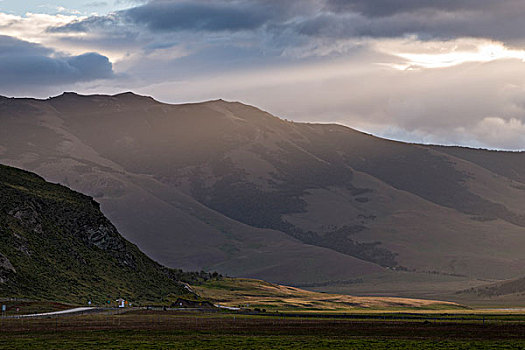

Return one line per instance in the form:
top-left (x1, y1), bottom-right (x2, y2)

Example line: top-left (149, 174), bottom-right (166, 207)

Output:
top-left (8, 200), bottom-right (135, 268)
top-left (0, 253), bottom-right (15, 284)
top-left (84, 224), bottom-right (136, 268)
top-left (0, 253), bottom-right (15, 273)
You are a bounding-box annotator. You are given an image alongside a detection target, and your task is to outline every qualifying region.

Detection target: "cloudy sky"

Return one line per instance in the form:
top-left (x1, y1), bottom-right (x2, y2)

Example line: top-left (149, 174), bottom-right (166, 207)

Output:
top-left (2, 0), bottom-right (525, 150)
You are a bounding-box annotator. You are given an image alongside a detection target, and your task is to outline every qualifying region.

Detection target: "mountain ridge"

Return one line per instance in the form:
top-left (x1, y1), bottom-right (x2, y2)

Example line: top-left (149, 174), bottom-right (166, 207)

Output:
top-left (1, 92), bottom-right (525, 299)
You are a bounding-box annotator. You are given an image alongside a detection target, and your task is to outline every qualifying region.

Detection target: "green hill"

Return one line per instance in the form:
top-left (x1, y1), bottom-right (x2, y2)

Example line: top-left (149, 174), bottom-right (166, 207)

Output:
top-left (0, 164), bottom-right (210, 304)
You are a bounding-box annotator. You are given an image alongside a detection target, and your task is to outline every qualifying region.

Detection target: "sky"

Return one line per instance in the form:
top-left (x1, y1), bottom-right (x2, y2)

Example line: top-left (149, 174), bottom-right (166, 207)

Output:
top-left (2, 1), bottom-right (525, 150)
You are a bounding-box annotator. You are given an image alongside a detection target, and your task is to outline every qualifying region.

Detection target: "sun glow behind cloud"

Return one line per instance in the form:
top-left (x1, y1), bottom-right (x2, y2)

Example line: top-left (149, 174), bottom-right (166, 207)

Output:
top-left (381, 39), bottom-right (525, 70)
top-left (0, 12), bottom-right (83, 39)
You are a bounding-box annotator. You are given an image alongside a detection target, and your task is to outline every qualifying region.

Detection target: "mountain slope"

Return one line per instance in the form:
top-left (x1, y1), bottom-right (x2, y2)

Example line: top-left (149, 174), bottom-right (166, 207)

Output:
top-left (1, 92), bottom-right (525, 297)
top-left (0, 164), bottom-right (207, 304)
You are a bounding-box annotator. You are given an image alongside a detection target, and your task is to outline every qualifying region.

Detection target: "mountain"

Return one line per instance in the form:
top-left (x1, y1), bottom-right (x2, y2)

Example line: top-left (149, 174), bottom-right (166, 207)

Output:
top-left (0, 163), bottom-right (210, 304)
top-left (1, 92), bottom-right (525, 299)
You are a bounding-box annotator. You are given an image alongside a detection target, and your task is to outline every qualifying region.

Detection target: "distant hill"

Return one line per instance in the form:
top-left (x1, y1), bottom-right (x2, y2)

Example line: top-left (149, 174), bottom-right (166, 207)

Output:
top-left (461, 276), bottom-right (525, 299)
top-left (0, 164), bottom-right (210, 304)
top-left (1, 92), bottom-right (525, 298)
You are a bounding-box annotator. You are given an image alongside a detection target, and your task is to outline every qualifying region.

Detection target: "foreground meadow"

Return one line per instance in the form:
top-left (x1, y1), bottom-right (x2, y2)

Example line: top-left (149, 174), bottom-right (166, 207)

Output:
top-left (2, 310), bottom-right (525, 349)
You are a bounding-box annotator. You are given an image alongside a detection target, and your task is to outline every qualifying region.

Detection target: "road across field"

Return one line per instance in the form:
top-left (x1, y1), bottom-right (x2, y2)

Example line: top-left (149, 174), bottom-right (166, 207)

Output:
top-left (3, 307), bottom-right (117, 319)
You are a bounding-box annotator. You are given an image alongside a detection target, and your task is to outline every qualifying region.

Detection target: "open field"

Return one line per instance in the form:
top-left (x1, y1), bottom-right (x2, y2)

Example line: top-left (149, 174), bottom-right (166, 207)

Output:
top-left (2, 310), bottom-right (525, 349)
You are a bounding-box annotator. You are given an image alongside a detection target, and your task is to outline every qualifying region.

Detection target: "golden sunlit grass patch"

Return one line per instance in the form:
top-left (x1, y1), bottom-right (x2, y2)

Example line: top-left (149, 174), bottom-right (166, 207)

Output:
top-left (193, 278), bottom-right (465, 312)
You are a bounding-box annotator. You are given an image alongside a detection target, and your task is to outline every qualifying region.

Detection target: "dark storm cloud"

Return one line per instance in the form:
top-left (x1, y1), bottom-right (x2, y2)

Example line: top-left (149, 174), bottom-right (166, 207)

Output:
top-left (293, 11), bottom-right (460, 40)
top-left (50, 0), bottom-right (320, 34)
top-left (52, 0), bottom-right (283, 33)
top-left (317, 0), bottom-right (525, 41)
top-left (124, 1), bottom-right (271, 32)
top-left (0, 35), bottom-right (52, 56)
top-left (324, 0), bottom-right (496, 17)
top-left (0, 36), bottom-right (114, 86)
top-left (49, 0), bottom-right (525, 43)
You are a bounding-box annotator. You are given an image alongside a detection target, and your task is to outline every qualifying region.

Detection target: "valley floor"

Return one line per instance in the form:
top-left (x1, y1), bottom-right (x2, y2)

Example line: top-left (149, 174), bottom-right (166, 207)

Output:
top-left (2, 310), bottom-right (525, 349)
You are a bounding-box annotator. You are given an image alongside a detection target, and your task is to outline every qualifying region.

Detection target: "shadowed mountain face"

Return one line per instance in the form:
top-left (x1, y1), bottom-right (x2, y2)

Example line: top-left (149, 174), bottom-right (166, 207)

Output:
top-left (1, 92), bottom-right (525, 297)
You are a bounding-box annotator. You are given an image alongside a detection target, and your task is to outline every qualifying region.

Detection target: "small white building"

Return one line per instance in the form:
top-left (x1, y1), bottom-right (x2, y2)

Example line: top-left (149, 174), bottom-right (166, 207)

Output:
top-left (116, 298), bottom-right (126, 308)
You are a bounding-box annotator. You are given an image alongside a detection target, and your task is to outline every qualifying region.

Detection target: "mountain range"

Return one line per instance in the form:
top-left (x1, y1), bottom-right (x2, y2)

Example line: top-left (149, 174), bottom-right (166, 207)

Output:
top-left (1, 92), bottom-right (525, 301)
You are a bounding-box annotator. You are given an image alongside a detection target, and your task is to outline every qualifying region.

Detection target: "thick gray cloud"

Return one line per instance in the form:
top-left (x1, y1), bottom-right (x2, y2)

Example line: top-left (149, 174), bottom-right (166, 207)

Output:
top-left (52, 0), bottom-right (315, 34)
top-left (0, 36), bottom-right (114, 86)
top-left (49, 0), bottom-right (525, 44)
top-left (124, 1), bottom-right (271, 32)
top-left (311, 1), bottom-right (525, 42)
top-left (325, 0), bottom-right (498, 17)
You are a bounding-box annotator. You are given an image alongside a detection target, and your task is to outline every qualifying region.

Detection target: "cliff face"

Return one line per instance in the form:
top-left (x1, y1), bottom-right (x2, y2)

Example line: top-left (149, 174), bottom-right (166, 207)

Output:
top-left (0, 164), bottom-right (204, 304)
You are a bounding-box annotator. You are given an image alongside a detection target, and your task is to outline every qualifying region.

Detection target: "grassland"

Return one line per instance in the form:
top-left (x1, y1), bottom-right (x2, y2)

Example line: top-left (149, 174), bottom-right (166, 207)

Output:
top-left (2, 310), bottom-right (525, 349)
top-left (193, 278), bottom-right (465, 312)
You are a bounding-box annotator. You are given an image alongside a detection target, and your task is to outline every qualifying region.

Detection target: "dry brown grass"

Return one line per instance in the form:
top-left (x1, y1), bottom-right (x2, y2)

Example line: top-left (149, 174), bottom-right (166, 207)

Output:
top-left (194, 278), bottom-right (464, 311)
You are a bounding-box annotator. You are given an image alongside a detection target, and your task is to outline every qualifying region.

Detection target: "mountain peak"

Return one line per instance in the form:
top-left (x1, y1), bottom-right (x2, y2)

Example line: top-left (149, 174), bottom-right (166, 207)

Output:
top-left (113, 91), bottom-right (137, 97)
top-left (50, 91), bottom-right (155, 101)
top-left (49, 92), bottom-right (87, 101)
top-left (112, 91), bottom-right (157, 103)
top-left (112, 91), bottom-right (148, 99)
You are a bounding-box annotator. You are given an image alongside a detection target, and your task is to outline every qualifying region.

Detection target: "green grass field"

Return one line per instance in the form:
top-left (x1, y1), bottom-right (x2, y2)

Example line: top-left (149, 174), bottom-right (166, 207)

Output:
top-left (2, 331), bottom-right (524, 349)
top-left (2, 310), bottom-right (525, 349)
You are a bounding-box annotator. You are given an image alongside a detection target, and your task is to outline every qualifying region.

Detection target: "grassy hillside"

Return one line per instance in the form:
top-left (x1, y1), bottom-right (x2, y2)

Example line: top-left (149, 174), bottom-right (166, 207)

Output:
top-left (0, 164), bottom-right (212, 304)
